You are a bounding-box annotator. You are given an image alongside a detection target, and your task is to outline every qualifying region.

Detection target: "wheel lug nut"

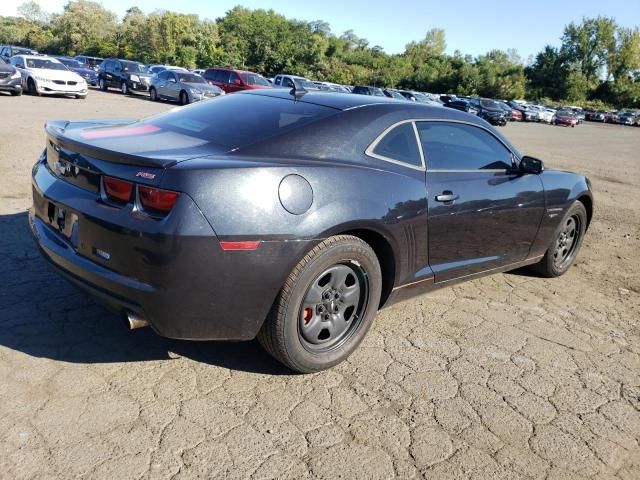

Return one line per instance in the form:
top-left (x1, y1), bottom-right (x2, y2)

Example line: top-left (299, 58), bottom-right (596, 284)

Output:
top-left (317, 306), bottom-right (324, 313)
top-left (333, 306), bottom-right (339, 313)
top-left (324, 314), bottom-right (330, 320)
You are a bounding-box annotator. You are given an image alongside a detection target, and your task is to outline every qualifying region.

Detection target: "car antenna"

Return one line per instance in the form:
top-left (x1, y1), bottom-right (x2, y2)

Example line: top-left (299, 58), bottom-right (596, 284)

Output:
top-left (289, 82), bottom-right (307, 102)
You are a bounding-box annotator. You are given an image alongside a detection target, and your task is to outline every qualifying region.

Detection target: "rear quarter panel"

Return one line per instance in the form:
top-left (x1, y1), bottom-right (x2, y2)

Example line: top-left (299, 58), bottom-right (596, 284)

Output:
top-left (162, 160), bottom-right (430, 293)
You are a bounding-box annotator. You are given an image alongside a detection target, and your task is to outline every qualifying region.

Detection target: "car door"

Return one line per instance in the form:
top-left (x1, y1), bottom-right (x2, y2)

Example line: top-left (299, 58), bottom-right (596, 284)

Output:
top-left (165, 71), bottom-right (180, 100)
top-left (155, 70), bottom-right (169, 98)
top-left (111, 61), bottom-right (123, 87)
top-left (101, 60), bottom-right (115, 87)
top-left (416, 120), bottom-right (545, 282)
top-left (227, 71), bottom-right (243, 92)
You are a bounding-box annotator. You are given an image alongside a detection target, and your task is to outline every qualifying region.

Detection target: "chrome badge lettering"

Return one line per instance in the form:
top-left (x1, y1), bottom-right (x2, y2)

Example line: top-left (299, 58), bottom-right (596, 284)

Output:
top-left (136, 171), bottom-right (156, 179)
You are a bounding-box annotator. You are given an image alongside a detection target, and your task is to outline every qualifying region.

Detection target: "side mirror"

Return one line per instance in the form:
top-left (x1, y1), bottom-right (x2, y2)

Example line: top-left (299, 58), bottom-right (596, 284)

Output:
top-left (519, 156), bottom-right (544, 174)
top-left (234, 78), bottom-right (242, 86)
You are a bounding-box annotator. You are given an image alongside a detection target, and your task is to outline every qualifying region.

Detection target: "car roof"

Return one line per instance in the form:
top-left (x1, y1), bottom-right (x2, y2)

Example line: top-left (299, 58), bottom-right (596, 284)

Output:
top-left (207, 67), bottom-right (257, 74)
top-left (19, 55), bottom-right (60, 61)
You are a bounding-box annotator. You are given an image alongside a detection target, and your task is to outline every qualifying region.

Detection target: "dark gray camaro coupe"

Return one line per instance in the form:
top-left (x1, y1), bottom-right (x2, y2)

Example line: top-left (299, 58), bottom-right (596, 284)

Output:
top-left (30, 89), bottom-right (593, 372)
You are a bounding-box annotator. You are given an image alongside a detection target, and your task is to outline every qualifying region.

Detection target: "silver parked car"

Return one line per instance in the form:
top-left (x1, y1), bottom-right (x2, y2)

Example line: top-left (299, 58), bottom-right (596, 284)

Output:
top-left (149, 70), bottom-right (224, 105)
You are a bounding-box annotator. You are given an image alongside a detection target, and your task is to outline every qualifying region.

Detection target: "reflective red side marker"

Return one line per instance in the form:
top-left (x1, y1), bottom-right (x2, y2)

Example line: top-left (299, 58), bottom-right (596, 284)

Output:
top-left (219, 241), bottom-right (261, 251)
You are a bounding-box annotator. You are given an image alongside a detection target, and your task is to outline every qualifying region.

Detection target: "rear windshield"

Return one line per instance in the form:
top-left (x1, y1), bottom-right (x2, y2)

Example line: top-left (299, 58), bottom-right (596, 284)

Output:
top-left (240, 72), bottom-right (270, 86)
top-left (141, 93), bottom-right (338, 149)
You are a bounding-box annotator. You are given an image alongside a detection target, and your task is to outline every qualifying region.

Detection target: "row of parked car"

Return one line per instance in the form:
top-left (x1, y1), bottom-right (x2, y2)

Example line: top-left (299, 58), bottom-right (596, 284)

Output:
top-left (2, 45), bottom-right (639, 129)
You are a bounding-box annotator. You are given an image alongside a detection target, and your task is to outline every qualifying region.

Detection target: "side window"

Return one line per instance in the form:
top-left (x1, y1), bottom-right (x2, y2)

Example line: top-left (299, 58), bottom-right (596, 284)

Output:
top-left (229, 72), bottom-right (240, 85)
top-left (370, 122), bottom-right (422, 168)
top-left (158, 71), bottom-right (169, 80)
top-left (416, 122), bottom-right (513, 171)
top-left (213, 70), bottom-right (228, 83)
top-left (274, 76), bottom-right (281, 85)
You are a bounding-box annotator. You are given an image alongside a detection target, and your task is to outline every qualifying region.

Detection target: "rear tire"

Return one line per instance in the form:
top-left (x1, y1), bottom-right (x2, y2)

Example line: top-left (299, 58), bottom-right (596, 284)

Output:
top-left (257, 235), bottom-right (382, 373)
top-left (533, 201), bottom-right (587, 278)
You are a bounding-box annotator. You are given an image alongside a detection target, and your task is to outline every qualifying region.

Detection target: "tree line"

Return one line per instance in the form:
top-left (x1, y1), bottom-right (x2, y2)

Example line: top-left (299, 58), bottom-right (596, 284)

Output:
top-left (2, 1), bottom-right (639, 108)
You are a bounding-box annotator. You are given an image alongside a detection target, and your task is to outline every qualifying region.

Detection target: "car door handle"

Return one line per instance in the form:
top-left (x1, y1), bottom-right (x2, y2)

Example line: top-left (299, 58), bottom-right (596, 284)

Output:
top-left (435, 191), bottom-right (459, 203)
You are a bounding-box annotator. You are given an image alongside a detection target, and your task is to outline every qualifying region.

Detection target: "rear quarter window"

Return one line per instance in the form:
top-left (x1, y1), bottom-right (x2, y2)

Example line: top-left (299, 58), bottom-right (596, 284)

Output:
top-left (369, 122), bottom-right (423, 168)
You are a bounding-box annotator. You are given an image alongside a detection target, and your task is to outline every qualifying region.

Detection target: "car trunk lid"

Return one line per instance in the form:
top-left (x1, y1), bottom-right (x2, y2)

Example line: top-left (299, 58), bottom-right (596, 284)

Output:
top-left (45, 119), bottom-right (231, 192)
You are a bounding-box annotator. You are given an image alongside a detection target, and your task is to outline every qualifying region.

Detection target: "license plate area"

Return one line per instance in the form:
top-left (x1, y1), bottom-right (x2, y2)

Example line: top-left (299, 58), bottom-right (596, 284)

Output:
top-left (47, 201), bottom-right (79, 249)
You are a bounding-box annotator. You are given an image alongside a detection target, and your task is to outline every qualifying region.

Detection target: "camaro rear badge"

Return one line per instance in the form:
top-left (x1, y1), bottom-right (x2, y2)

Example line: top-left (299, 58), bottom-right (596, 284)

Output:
top-left (135, 171), bottom-right (156, 179)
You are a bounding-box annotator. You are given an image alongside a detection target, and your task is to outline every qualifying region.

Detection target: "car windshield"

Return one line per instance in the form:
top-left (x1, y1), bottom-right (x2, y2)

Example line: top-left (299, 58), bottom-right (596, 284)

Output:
top-left (59, 58), bottom-right (81, 68)
top-left (240, 72), bottom-right (270, 86)
top-left (481, 99), bottom-right (502, 109)
top-left (25, 58), bottom-right (67, 70)
top-left (142, 93), bottom-right (338, 149)
top-left (177, 73), bottom-right (205, 84)
top-left (121, 61), bottom-right (146, 73)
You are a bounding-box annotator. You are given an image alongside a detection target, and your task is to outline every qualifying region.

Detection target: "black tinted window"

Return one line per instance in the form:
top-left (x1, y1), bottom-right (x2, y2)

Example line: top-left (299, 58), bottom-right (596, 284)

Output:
top-left (372, 123), bottom-right (422, 167)
top-left (416, 122), bottom-right (513, 170)
top-left (212, 69), bottom-right (228, 83)
top-left (142, 94), bottom-right (338, 148)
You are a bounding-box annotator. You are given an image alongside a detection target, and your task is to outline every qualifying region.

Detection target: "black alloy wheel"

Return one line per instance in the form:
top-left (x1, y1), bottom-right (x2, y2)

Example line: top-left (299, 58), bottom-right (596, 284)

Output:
top-left (534, 201), bottom-right (587, 277)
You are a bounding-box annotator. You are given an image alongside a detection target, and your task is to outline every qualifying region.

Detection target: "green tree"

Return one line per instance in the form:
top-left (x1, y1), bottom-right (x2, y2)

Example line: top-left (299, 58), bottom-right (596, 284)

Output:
top-left (561, 16), bottom-right (617, 84)
top-left (52, 0), bottom-right (118, 55)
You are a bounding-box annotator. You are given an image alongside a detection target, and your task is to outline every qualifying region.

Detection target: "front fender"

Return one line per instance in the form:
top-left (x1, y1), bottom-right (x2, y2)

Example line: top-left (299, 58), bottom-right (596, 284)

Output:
top-left (529, 170), bottom-right (593, 258)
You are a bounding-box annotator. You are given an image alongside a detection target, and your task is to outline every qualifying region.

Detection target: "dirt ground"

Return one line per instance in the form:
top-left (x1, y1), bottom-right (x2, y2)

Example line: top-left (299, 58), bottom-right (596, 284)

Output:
top-left (1, 90), bottom-right (639, 479)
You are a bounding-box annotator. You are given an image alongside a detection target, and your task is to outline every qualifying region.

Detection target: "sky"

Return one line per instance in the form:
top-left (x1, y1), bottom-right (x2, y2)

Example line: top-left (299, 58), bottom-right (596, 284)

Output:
top-left (2, 0), bottom-right (639, 61)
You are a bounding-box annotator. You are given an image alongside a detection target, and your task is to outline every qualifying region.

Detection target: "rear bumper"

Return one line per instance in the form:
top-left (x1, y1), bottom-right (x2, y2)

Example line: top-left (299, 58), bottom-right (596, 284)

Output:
top-left (30, 157), bottom-right (311, 340)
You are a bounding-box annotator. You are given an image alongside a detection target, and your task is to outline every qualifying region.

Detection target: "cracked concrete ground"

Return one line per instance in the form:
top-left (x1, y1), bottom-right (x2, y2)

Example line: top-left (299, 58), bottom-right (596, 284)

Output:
top-left (1, 91), bottom-right (639, 479)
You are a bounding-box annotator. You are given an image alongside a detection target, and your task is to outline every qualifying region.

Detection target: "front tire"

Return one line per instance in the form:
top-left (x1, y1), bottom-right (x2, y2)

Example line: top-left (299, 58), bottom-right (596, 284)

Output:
top-left (27, 78), bottom-right (40, 96)
top-left (258, 235), bottom-right (382, 373)
top-left (121, 81), bottom-right (128, 95)
top-left (179, 90), bottom-right (189, 105)
top-left (149, 87), bottom-right (158, 101)
top-left (533, 201), bottom-right (587, 277)
top-left (99, 77), bottom-right (107, 91)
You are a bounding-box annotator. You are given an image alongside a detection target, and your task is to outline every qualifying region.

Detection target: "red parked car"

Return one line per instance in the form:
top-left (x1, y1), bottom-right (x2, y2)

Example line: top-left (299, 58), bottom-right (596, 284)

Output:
top-left (202, 67), bottom-right (271, 93)
top-left (554, 110), bottom-right (578, 127)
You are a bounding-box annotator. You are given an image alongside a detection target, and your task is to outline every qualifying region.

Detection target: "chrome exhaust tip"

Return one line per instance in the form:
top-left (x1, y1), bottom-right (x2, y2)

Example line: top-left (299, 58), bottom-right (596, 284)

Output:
top-left (125, 312), bottom-right (150, 330)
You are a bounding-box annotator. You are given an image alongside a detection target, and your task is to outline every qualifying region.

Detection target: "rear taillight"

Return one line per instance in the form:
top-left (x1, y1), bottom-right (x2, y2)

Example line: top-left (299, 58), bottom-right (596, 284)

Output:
top-left (103, 176), bottom-right (133, 203)
top-left (138, 185), bottom-right (180, 215)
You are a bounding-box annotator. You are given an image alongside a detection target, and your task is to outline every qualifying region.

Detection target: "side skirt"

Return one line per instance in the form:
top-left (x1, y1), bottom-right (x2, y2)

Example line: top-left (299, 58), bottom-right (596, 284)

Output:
top-left (385, 254), bottom-right (544, 306)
